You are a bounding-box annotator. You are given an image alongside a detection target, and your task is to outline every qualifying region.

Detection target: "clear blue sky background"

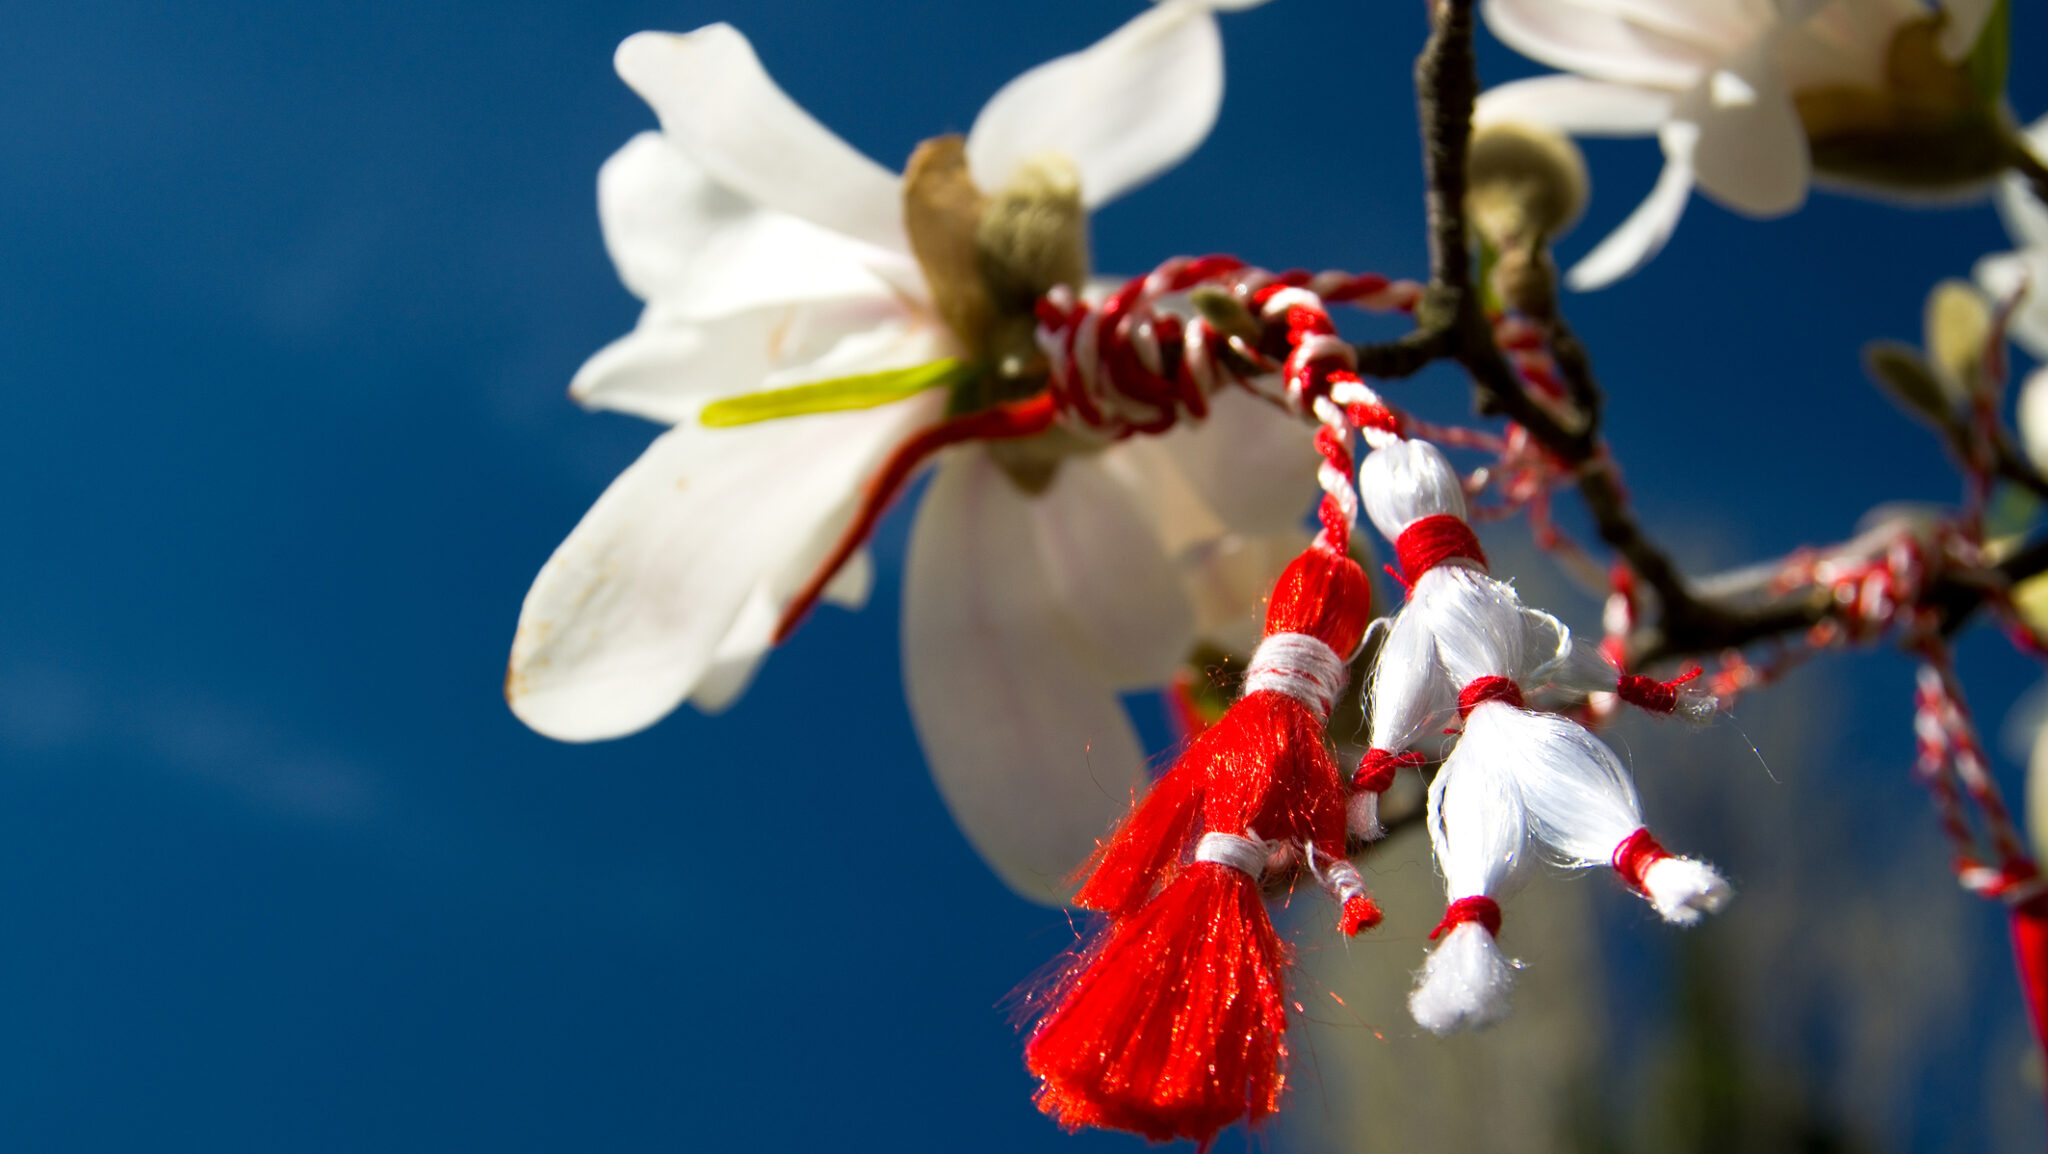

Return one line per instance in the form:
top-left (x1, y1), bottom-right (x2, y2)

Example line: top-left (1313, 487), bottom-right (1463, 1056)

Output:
top-left (2, 0), bottom-right (2044, 1150)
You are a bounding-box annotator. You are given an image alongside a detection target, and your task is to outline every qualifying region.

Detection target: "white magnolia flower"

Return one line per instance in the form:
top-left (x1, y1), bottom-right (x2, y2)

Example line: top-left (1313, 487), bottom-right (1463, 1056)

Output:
top-left (1477, 0), bottom-right (2008, 289)
top-left (1976, 113), bottom-right (2048, 361)
top-left (507, 2), bottom-right (1309, 903)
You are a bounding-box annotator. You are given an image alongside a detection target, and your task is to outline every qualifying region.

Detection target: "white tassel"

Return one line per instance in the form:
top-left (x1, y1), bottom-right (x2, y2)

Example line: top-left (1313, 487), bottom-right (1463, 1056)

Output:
top-left (1641, 857), bottom-right (1732, 925)
top-left (1504, 706), bottom-right (1731, 924)
top-left (1357, 438), bottom-right (1734, 1031)
top-left (1410, 922), bottom-right (1517, 1034)
top-left (1409, 715), bottom-right (1526, 1034)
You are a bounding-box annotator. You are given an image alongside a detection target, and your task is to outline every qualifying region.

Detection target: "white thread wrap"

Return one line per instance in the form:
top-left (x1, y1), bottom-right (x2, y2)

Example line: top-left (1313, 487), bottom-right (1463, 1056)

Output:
top-left (1244, 632), bottom-right (1347, 718)
top-left (1194, 832), bottom-right (1270, 879)
top-left (1317, 854), bottom-right (1369, 905)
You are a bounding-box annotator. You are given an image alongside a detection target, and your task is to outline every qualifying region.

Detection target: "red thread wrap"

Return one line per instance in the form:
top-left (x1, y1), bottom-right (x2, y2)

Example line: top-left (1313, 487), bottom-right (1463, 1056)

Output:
top-left (1430, 896), bottom-right (1502, 940)
top-left (1395, 514), bottom-right (1487, 587)
top-left (1611, 827), bottom-right (1670, 893)
top-left (1457, 676), bottom-right (1524, 719)
top-left (1615, 667), bottom-right (1702, 715)
top-left (1353, 748), bottom-right (1426, 793)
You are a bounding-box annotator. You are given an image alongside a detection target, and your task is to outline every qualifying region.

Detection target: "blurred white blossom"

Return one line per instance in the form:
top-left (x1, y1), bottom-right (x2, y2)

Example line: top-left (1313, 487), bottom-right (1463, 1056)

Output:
top-left (1479, 0), bottom-right (2010, 289)
top-left (1977, 113), bottom-right (2048, 360)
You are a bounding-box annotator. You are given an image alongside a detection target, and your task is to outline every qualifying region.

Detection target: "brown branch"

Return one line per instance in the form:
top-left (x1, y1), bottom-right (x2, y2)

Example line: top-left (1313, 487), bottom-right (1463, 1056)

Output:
top-left (1336, 0), bottom-right (2048, 675)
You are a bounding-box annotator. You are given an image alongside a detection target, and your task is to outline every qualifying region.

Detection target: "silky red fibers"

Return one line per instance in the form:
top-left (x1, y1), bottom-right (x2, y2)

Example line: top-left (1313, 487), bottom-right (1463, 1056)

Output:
top-left (1025, 547), bottom-right (1371, 1146)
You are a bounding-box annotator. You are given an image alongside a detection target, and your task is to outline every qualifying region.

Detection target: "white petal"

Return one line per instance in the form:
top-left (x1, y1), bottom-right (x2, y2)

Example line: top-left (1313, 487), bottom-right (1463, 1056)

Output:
top-left (687, 547), bottom-right (873, 715)
top-left (1937, 0), bottom-right (1997, 61)
top-left (902, 452), bottom-right (1152, 903)
top-left (1483, 0), bottom-right (1721, 90)
top-left (966, 0), bottom-right (1223, 209)
top-left (614, 27), bottom-right (908, 254)
top-left (1140, 387), bottom-right (1317, 536)
top-left (598, 132), bottom-right (914, 318)
top-left (1474, 75), bottom-right (1673, 136)
top-left (1179, 530), bottom-right (1310, 654)
top-left (821, 547), bottom-right (874, 609)
top-left (1673, 36), bottom-right (1808, 217)
top-left (508, 392), bottom-right (945, 741)
top-left (1974, 248), bottom-right (2048, 360)
top-left (1031, 457), bottom-right (1197, 688)
top-left (2017, 367), bottom-right (2048, 476)
top-left (570, 299), bottom-right (943, 426)
top-left (687, 586), bottom-right (778, 714)
top-left (1565, 124), bottom-right (1697, 289)
top-left (1997, 115), bottom-right (2048, 249)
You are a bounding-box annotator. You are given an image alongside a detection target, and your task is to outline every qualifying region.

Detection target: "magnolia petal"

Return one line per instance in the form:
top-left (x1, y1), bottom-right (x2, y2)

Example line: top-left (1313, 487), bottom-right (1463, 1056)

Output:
top-left (1474, 74), bottom-right (1673, 136)
top-left (821, 547), bottom-right (875, 609)
top-left (687, 550), bottom-right (873, 716)
top-left (1938, 0), bottom-right (1998, 61)
top-left (966, 0), bottom-right (1224, 209)
top-left (687, 586), bottom-right (778, 715)
top-left (1565, 124), bottom-right (1697, 289)
top-left (903, 451), bottom-right (1151, 904)
top-left (1180, 529), bottom-right (1311, 654)
top-left (1484, 0), bottom-right (1719, 90)
top-left (1143, 386), bottom-right (1316, 536)
top-left (1673, 37), bottom-right (1808, 217)
top-left (598, 132), bottom-right (908, 318)
top-left (571, 300), bottom-right (943, 427)
top-left (614, 27), bottom-right (907, 255)
top-left (1997, 115), bottom-right (2048, 249)
top-left (1090, 438), bottom-right (1228, 560)
top-left (509, 392), bottom-right (945, 742)
top-left (2017, 367), bottom-right (2048, 477)
top-left (1974, 248), bottom-right (2048, 360)
top-left (1031, 456), bottom-right (1197, 689)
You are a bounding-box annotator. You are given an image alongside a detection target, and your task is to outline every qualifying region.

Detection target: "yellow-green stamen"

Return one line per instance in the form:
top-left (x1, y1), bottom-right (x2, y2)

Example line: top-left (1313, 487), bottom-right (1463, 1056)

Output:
top-left (699, 359), bottom-right (976, 428)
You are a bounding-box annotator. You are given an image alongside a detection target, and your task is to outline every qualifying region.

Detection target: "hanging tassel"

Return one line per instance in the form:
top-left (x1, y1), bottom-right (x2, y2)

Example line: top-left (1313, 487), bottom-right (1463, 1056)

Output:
top-left (1026, 546), bottom-right (1377, 1146)
top-left (2010, 888), bottom-right (2048, 1059)
top-left (1409, 695), bottom-right (1529, 1033)
top-left (1356, 437), bottom-right (1732, 1032)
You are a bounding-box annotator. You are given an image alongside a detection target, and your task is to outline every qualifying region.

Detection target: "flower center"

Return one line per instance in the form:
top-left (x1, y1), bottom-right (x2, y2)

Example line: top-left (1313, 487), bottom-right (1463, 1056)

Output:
top-left (903, 136), bottom-right (1094, 492)
top-left (1792, 11), bottom-right (2013, 194)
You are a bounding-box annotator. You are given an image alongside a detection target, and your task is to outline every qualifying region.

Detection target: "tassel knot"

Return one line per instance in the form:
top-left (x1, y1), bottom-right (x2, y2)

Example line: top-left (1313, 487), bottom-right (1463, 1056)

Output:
top-left (1457, 675), bottom-right (1524, 719)
top-left (1615, 667), bottom-right (1703, 715)
top-left (1244, 633), bottom-right (1346, 720)
top-left (1395, 513), bottom-right (1488, 586)
top-left (1353, 748), bottom-right (1427, 793)
top-left (1430, 895), bottom-right (1502, 940)
top-left (1610, 827), bottom-right (1669, 892)
top-left (1193, 831), bottom-right (1271, 879)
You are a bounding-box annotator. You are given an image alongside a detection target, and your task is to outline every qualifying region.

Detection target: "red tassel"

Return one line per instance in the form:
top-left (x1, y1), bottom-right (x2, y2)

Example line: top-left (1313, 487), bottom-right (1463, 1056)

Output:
top-left (2012, 892), bottom-right (2048, 1057)
top-left (1025, 547), bottom-right (1374, 1146)
top-left (1029, 863), bottom-right (1288, 1144)
top-left (1072, 757), bottom-right (1205, 917)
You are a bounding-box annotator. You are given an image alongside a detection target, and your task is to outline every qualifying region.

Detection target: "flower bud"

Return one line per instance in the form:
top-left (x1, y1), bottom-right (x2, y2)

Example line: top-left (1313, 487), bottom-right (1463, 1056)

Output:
top-left (1924, 278), bottom-right (1992, 400)
top-left (1465, 121), bottom-right (1589, 250)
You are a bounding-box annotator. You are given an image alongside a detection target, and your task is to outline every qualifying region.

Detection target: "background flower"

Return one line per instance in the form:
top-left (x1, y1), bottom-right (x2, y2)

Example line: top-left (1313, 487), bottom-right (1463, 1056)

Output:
top-left (1479, 0), bottom-right (2009, 288)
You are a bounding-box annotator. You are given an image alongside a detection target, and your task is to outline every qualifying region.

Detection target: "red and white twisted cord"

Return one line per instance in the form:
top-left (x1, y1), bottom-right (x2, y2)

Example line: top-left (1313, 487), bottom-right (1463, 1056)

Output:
top-left (1034, 257), bottom-right (1420, 442)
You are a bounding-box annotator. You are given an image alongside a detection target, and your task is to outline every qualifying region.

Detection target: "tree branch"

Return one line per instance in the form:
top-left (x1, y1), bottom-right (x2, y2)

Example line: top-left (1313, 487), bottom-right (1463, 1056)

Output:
top-left (1361, 0), bottom-right (2048, 672)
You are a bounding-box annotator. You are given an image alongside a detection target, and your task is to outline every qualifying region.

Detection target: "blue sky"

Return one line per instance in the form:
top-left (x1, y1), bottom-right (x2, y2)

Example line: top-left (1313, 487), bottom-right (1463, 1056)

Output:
top-left (1, 0), bottom-right (2044, 1150)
